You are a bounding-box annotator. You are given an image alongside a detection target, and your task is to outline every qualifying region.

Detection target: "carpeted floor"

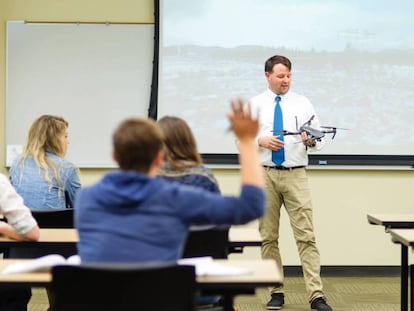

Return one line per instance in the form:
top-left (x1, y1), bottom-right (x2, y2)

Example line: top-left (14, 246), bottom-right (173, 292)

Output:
top-left (29, 276), bottom-right (400, 311)
top-left (235, 276), bottom-right (399, 311)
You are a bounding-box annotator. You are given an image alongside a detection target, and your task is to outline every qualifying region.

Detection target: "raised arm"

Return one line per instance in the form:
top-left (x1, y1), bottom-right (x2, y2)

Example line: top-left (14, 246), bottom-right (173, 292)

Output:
top-left (228, 98), bottom-right (264, 188)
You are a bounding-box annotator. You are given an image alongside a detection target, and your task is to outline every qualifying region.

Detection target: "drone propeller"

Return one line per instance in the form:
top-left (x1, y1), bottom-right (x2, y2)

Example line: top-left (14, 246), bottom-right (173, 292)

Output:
top-left (320, 126), bottom-right (349, 130)
top-left (303, 115), bottom-right (315, 127)
top-left (320, 126), bottom-right (348, 139)
top-left (272, 130), bottom-right (301, 136)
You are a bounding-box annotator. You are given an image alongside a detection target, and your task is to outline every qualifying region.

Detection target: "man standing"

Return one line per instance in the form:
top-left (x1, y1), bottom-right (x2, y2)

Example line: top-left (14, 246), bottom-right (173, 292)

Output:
top-left (250, 55), bottom-right (332, 311)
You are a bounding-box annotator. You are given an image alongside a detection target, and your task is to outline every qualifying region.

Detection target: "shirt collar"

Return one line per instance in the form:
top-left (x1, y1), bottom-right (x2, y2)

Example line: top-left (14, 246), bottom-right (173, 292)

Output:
top-left (266, 88), bottom-right (290, 101)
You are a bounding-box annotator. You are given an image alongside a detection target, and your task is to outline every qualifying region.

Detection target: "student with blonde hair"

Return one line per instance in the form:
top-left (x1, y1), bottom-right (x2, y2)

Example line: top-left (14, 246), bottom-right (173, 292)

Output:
top-left (9, 115), bottom-right (81, 209)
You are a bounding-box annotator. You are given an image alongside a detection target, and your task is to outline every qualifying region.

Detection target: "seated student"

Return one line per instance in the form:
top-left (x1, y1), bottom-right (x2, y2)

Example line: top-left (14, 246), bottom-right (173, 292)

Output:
top-left (157, 116), bottom-right (223, 308)
top-left (0, 173), bottom-right (40, 311)
top-left (157, 116), bottom-right (220, 194)
top-left (75, 99), bottom-right (265, 262)
top-left (9, 115), bottom-right (81, 209)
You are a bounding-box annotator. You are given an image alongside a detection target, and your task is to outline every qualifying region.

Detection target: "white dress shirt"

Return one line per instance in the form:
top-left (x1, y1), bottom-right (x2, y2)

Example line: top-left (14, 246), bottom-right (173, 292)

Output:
top-left (250, 89), bottom-right (325, 167)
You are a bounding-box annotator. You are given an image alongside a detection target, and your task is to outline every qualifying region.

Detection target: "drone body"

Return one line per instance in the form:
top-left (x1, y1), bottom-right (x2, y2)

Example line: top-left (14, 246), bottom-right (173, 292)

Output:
top-left (274, 115), bottom-right (346, 146)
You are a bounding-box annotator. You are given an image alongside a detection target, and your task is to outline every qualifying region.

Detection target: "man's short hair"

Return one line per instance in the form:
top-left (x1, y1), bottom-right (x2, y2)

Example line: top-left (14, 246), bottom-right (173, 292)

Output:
top-left (113, 118), bottom-right (164, 173)
top-left (265, 55), bottom-right (292, 73)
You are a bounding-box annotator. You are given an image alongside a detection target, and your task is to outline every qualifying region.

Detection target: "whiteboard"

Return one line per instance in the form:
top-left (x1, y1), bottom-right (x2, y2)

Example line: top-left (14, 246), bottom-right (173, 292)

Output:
top-left (6, 21), bottom-right (154, 167)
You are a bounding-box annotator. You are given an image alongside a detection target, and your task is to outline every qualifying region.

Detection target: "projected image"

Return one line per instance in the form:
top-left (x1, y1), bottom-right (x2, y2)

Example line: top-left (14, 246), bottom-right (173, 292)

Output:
top-left (159, 0), bottom-right (414, 157)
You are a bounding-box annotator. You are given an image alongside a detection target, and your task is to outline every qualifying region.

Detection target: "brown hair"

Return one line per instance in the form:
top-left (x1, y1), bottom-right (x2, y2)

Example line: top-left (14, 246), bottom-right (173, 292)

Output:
top-left (113, 118), bottom-right (164, 173)
top-left (265, 55), bottom-right (292, 73)
top-left (157, 116), bottom-right (202, 169)
top-left (20, 115), bottom-right (68, 192)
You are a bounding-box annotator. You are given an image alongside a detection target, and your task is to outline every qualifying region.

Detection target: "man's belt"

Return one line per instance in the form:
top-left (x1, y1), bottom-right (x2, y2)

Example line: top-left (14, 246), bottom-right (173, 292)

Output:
top-left (263, 165), bottom-right (305, 171)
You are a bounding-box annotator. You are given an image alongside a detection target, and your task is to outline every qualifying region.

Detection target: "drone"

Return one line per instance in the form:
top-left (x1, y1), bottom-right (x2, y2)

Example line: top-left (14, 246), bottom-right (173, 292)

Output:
top-left (274, 115), bottom-right (347, 147)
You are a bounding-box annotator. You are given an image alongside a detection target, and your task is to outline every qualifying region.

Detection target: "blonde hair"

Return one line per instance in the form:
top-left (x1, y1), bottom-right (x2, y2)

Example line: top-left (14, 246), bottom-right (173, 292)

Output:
top-left (20, 115), bottom-right (68, 194)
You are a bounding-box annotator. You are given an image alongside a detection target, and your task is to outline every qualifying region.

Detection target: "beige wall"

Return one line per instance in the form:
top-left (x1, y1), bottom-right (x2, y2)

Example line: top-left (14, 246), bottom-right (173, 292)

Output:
top-left (4, 0), bottom-right (153, 22)
top-left (1, 0), bottom-right (413, 266)
top-left (0, 1), bottom-right (6, 165)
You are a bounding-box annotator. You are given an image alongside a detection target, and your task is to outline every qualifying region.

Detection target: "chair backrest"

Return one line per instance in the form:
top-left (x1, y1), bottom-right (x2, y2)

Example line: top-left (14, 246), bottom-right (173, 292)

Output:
top-left (50, 263), bottom-right (197, 311)
top-left (30, 208), bottom-right (74, 228)
top-left (183, 225), bottom-right (230, 259)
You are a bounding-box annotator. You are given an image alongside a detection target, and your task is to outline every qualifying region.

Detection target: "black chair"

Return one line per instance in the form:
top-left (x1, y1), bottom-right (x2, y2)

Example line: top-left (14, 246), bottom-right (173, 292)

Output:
top-left (30, 208), bottom-right (74, 228)
top-left (182, 225), bottom-right (230, 311)
top-left (183, 225), bottom-right (230, 259)
top-left (49, 263), bottom-right (197, 311)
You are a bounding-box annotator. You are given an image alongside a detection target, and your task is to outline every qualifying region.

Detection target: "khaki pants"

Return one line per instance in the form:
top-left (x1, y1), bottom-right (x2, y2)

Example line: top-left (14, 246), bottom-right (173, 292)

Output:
top-left (259, 167), bottom-right (324, 303)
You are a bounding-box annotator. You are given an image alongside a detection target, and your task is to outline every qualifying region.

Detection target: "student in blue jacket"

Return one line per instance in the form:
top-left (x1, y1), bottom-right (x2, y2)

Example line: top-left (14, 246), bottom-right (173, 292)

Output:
top-left (75, 99), bottom-right (265, 263)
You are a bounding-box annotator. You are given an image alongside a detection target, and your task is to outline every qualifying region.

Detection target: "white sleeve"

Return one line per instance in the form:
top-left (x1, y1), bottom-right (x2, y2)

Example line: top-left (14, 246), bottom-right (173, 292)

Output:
top-left (0, 174), bottom-right (38, 234)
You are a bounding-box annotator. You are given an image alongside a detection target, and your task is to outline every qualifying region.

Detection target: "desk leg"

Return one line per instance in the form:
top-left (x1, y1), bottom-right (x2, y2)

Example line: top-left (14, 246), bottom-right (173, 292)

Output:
top-left (222, 294), bottom-right (234, 311)
top-left (411, 264), bottom-right (414, 311)
top-left (402, 245), bottom-right (408, 311)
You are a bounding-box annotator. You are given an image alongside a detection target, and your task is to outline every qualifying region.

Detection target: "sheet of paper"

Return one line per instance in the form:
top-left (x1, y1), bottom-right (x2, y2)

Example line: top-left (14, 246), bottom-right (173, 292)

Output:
top-left (2, 254), bottom-right (81, 274)
top-left (178, 256), bottom-right (252, 276)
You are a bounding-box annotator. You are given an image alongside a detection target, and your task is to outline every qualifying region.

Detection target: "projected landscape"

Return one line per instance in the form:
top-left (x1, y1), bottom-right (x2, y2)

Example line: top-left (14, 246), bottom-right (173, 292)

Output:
top-left (159, 0), bottom-right (414, 158)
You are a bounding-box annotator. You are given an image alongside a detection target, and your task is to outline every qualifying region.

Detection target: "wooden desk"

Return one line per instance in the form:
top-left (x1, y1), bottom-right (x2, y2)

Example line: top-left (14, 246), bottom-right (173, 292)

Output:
top-left (0, 227), bottom-right (260, 256)
top-left (389, 229), bottom-right (414, 311)
top-left (1, 228), bottom-right (260, 247)
top-left (197, 259), bottom-right (278, 310)
top-left (367, 214), bottom-right (414, 229)
top-left (0, 229), bottom-right (78, 259)
top-left (0, 227), bottom-right (261, 248)
top-left (367, 213), bottom-right (414, 311)
top-left (0, 229), bottom-right (78, 248)
top-left (0, 259), bottom-right (280, 311)
top-left (228, 227), bottom-right (262, 247)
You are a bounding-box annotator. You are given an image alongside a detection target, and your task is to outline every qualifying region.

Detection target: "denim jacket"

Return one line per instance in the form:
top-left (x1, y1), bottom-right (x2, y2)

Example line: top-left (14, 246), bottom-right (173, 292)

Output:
top-left (9, 152), bottom-right (81, 209)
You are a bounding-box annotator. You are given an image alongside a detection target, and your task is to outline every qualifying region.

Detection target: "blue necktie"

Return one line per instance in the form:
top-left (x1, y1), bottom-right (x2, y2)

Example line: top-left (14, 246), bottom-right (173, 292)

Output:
top-left (272, 96), bottom-right (285, 165)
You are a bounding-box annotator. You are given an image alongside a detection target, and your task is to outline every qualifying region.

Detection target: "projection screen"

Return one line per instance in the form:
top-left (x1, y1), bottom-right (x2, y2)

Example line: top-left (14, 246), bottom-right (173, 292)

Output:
top-left (158, 0), bottom-right (414, 165)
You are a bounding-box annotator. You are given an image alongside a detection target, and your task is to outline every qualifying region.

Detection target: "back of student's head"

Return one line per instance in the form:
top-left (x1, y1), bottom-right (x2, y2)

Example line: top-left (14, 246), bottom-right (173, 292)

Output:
top-left (113, 118), bottom-right (164, 173)
top-left (157, 116), bottom-right (202, 168)
top-left (24, 115), bottom-right (68, 158)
